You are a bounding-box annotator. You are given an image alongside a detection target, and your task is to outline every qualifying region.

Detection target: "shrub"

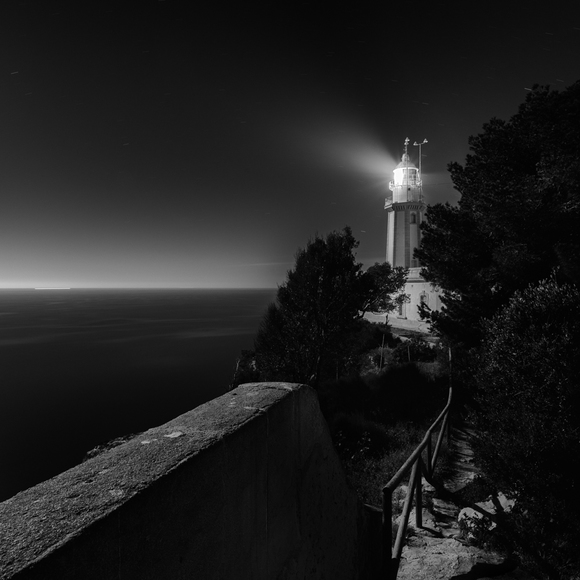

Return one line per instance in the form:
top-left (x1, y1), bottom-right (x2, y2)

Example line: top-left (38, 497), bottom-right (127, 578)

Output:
top-left (390, 337), bottom-right (437, 364)
top-left (317, 375), bottom-right (370, 420)
top-left (472, 277), bottom-right (580, 578)
top-left (366, 362), bottom-right (448, 423)
top-left (230, 349), bottom-right (261, 388)
top-left (337, 420), bottom-right (427, 506)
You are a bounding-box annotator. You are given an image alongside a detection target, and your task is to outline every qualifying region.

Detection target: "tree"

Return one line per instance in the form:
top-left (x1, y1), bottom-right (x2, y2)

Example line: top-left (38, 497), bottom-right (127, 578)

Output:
top-left (359, 261), bottom-right (408, 314)
top-left (471, 278), bottom-right (580, 577)
top-left (253, 227), bottom-right (407, 386)
top-left (414, 82), bottom-right (580, 576)
top-left (416, 81), bottom-right (580, 348)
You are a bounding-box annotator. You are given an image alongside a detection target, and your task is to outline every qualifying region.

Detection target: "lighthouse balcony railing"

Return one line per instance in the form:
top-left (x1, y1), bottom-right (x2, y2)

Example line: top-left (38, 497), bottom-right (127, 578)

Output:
top-left (386, 194), bottom-right (424, 205)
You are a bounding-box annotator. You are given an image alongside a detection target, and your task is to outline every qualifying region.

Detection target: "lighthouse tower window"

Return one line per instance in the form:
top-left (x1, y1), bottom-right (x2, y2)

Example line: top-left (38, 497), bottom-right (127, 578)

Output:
top-left (410, 213), bottom-right (417, 224)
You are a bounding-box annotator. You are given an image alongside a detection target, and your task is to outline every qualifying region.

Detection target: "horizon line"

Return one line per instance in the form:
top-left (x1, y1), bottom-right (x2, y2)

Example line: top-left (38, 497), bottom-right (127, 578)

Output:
top-left (1, 286), bottom-right (278, 291)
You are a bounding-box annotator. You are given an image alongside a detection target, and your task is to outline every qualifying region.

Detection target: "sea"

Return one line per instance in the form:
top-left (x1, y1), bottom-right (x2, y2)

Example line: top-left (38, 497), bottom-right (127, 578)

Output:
top-left (0, 288), bottom-right (276, 502)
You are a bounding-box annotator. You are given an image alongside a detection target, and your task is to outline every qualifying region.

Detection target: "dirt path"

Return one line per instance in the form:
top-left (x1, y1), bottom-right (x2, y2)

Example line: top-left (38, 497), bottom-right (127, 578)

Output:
top-left (395, 425), bottom-right (534, 580)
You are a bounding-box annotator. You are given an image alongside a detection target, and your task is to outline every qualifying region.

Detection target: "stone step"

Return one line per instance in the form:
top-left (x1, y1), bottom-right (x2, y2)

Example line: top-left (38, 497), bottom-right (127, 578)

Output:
top-left (432, 497), bottom-right (460, 520)
top-left (395, 424), bottom-right (535, 580)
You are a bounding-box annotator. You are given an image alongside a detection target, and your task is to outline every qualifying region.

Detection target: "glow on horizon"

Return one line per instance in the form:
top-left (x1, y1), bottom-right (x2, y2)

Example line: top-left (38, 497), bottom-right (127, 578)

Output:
top-left (0, 255), bottom-right (290, 290)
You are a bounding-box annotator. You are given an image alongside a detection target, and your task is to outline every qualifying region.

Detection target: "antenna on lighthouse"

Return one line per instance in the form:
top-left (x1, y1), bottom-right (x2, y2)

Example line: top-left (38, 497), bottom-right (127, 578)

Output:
top-left (404, 137), bottom-right (410, 200)
top-left (413, 139), bottom-right (428, 202)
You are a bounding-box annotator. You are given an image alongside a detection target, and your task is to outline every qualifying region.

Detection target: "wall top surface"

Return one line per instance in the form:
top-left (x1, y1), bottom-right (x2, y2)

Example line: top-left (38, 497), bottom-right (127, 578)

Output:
top-left (0, 382), bottom-right (305, 578)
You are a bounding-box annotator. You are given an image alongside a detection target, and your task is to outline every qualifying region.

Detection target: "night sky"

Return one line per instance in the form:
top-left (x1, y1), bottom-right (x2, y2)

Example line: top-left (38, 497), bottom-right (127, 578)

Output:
top-left (2, 2), bottom-right (579, 289)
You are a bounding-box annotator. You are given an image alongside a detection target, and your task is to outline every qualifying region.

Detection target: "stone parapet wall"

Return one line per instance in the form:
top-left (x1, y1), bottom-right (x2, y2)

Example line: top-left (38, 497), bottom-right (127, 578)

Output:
top-left (0, 383), bottom-right (379, 579)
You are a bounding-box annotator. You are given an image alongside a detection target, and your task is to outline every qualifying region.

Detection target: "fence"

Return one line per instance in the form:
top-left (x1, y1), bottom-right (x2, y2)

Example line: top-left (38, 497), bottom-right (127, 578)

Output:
top-left (381, 382), bottom-right (453, 579)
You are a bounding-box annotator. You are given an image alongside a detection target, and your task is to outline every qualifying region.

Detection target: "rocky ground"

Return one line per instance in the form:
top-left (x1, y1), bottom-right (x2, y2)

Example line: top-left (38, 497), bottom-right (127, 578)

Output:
top-left (394, 425), bottom-right (536, 580)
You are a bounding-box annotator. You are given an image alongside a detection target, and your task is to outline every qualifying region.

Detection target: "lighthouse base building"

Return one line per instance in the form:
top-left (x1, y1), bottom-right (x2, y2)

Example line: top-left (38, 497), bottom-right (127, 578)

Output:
top-left (390, 268), bottom-right (442, 331)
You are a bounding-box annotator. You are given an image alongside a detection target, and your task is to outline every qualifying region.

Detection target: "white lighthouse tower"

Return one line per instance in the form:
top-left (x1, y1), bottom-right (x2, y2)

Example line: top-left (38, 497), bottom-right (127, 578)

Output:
top-left (385, 138), bottom-right (423, 269)
top-left (385, 138), bottom-right (441, 327)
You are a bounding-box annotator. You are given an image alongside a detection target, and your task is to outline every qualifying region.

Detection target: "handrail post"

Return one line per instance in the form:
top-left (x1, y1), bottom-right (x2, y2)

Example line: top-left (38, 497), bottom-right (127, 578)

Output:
top-left (426, 433), bottom-right (432, 478)
top-left (447, 346), bottom-right (453, 446)
top-left (415, 458), bottom-right (422, 529)
top-left (392, 461), bottom-right (419, 578)
top-left (432, 415), bottom-right (447, 469)
top-left (447, 411), bottom-right (452, 444)
top-left (382, 486), bottom-right (393, 578)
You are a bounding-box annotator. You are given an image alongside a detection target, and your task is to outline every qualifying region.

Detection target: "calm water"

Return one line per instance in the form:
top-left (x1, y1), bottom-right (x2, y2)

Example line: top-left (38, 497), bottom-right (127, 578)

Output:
top-left (0, 288), bottom-right (275, 501)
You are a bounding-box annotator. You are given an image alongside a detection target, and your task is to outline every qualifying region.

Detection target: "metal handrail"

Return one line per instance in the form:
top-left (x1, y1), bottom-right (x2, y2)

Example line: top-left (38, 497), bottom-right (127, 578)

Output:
top-left (381, 384), bottom-right (453, 579)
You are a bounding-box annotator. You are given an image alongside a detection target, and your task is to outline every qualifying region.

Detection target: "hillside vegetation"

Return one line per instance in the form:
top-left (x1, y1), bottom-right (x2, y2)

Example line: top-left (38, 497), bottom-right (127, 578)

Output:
top-left (231, 227), bottom-right (449, 504)
top-left (417, 82), bottom-right (580, 579)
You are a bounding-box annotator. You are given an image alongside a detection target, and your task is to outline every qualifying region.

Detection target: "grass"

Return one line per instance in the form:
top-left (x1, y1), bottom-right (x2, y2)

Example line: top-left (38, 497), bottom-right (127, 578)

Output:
top-left (322, 358), bottom-right (451, 507)
top-left (335, 420), bottom-right (427, 506)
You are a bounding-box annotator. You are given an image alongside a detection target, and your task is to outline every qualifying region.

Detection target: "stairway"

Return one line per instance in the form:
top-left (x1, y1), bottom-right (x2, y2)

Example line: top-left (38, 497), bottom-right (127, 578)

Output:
top-left (394, 425), bottom-right (534, 580)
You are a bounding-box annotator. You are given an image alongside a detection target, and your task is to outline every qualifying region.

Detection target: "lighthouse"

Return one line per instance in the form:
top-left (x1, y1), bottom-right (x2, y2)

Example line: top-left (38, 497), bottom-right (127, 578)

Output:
top-left (385, 138), bottom-right (440, 326)
top-left (385, 138), bottom-right (424, 269)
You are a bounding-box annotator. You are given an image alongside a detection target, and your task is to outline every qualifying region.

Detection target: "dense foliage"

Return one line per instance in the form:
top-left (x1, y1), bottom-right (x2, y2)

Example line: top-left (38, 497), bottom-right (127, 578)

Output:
top-left (234, 227), bottom-right (407, 387)
top-left (472, 279), bottom-right (580, 578)
top-left (414, 81), bottom-right (580, 578)
top-left (416, 81), bottom-right (580, 348)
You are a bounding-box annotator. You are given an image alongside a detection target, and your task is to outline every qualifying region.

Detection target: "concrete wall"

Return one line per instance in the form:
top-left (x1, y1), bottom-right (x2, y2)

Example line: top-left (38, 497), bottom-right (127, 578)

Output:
top-left (0, 383), bottom-right (380, 580)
